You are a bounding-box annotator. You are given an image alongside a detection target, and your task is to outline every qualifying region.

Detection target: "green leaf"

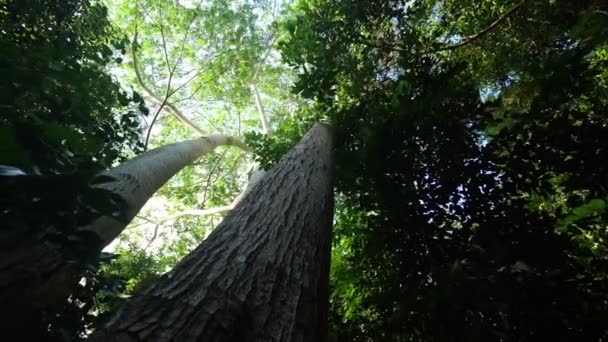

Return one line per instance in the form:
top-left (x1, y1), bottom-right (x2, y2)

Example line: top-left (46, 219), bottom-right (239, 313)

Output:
top-left (572, 199), bottom-right (606, 218)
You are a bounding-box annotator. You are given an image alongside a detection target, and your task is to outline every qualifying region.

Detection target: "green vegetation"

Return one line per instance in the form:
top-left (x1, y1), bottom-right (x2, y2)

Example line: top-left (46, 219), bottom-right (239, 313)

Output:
top-left (1, 0), bottom-right (607, 340)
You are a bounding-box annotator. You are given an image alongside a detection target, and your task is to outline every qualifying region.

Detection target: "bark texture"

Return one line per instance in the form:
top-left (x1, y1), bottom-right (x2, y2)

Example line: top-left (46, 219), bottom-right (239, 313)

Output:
top-left (91, 123), bottom-right (334, 342)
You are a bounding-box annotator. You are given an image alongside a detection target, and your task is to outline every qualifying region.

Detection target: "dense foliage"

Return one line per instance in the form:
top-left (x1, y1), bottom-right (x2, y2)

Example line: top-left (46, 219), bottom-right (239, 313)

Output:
top-left (0, 0), bottom-right (145, 173)
top-left (0, 0), bottom-right (145, 339)
top-left (278, 0), bottom-right (608, 340)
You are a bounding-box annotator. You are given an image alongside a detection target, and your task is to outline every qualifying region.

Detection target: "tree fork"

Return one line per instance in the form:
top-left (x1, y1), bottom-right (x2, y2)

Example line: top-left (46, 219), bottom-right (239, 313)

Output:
top-left (91, 123), bottom-right (334, 342)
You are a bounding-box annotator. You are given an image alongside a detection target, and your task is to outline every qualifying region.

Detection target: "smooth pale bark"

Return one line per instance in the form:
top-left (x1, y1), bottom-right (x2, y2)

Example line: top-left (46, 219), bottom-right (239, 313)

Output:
top-left (0, 134), bottom-right (248, 338)
top-left (91, 123), bottom-right (334, 342)
top-left (250, 83), bottom-right (271, 135)
top-left (88, 134), bottom-right (249, 247)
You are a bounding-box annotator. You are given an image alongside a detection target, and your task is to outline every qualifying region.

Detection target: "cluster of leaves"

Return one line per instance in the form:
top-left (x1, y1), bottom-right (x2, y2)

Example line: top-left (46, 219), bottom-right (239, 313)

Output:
top-left (0, 0), bottom-right (147, 173)
top-left (280, 0), bottom-right (608, 341)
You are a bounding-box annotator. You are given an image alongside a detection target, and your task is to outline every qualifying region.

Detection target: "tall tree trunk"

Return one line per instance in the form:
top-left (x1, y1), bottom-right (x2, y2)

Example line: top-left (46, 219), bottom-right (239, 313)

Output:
top-left (91, 123), bottom-right (334, 342)
top-left (0, 134), bottom-right (248, 339)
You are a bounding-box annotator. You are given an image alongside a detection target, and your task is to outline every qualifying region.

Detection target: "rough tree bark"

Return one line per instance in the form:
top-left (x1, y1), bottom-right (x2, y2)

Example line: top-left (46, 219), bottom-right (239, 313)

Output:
top-left (0, 134), bottom-right (248, 338)
top-left (90, 123), bottom-right (334, 342)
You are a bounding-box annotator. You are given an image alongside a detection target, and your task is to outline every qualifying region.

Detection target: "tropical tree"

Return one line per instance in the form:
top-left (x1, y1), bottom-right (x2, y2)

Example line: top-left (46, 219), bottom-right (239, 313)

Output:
top-left (2, 131), bottom-right (251, 338)
top-left (102, 0), bottom-right (302, 257)
top-left (90, 123), bottom-right (333, 341)
top-left (278, 0), bottom-right (608, 340)
top-left (2, 0), bottom-right (314, 339)
top-left (94, 0), bottom-right (311, 322)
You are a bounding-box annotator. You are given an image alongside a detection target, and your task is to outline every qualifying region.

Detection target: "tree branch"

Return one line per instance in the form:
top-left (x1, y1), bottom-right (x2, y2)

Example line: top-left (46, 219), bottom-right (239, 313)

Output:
top-left (132, 30), bottom-right (206, 137)
top-left (355, 0), bottom-right (525, 55)
top-left (250, 83), bottom-right (272, 135)
top-left (431, 0), bottom-right (525, 52)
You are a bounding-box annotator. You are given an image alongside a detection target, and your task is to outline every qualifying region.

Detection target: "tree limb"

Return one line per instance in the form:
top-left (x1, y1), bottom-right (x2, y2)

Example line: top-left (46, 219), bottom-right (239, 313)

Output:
top-left (248, 34), bottom-right (277, 135)
top-left (430, 0), bottom-right (525, 52)
top-left (356, 0), bottom-right (525, 54)
top-left (132, 30), bottom-right (206, 137)
top-left (250, 83), bottom-right (271, 135)
top-left (142, 163), bottom-right (265, 250)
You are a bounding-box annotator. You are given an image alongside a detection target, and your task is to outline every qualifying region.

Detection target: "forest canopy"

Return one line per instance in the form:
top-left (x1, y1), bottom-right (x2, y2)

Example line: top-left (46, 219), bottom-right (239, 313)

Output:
top-left (1, 0), bottom-right (607, 341)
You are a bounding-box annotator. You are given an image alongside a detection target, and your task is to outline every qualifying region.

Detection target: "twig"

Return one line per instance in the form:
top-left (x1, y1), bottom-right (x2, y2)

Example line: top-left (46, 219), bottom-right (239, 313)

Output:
top-left (248, 34), bottom-right (277, 134)
top-left (251, 83), bottom-right (271, 134)
top-left (168, 206), bottom-right (235, 220)
top-left (356, 0), bottom-right (525, 54)
top-left (144, 87), bottom-right (170, 149)
top-left (143, 205), bottom-right (232, 251)
top-left (157, 6), bottom-right (172, 72)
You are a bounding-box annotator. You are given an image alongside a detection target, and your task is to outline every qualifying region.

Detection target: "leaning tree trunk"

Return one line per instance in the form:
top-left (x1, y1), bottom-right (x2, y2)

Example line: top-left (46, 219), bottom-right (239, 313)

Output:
top-left (87, 134), bottom-right (249, 247)
top-left (90, 123), bottom-right (334, 342)
top-left (0, 134), bottom-right (248, 339)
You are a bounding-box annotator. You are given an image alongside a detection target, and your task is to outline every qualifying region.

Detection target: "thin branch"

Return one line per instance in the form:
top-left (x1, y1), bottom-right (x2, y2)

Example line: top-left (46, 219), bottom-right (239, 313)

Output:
top-left (200, 150), bottom-right (227, 205)
top-left (219, 153), bottom-right (244, 181)
top-left (251, 34), bottom-right (277, 82)
top-left (169, 206), bottom-right (235, 220)
top-left (248, 34), bottom-right (277, 134)
top-left (250, 83), bottom-right (271, 134)
top-left (144, 40), bottom-right (176, 149)
top-left (142, 152), bottom-right (256, 251)
top-left (355, 0), bottom-right (525, 54)
top-left (430, 0), bottom-right (525, 52)
top-left (140, 110), bottom-right (150, 131)
top-left (172, 166), bottom-right (266, 226)
top-left (157, 6), bottom-right (172, 71)
top-left (131, 24), bottom-right (175, 149)
top-left (132, 30), bottom-right (206, 136)
top-left (143, 204), bottom-right (232, 251)
top-left (135, 0), bottom-right (154, 22)
top-left (135, 215), bottom-right (158, 224)
top-left (170, 0), bottom-right (206, 74)
top-left (166, 60), bottom-right (221, 98)
top-left (144, 222), bottom-right (160, 251)
top-left (238, 109), bottom-right (241, 136)
top-left (144, 98), bottom-right (167, 148)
